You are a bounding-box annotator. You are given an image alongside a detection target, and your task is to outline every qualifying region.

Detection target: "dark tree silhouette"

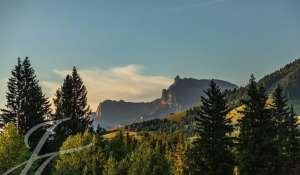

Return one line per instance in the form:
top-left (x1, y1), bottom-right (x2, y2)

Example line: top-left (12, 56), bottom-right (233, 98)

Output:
top-left (238, 75), bottom-right (278, 175)
top-left (188, 80), bottom-right (234, 175)
top-left (53, 67), bottom-right (91, 143)
top-left (1, 57), bottom-right (51, 134)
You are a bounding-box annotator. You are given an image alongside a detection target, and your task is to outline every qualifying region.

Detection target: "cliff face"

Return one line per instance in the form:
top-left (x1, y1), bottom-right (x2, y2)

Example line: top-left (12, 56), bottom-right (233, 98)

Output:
top-left (96, 76), bottom-right (238, 128)
top-left (96, 99), bottom-right (160, 127)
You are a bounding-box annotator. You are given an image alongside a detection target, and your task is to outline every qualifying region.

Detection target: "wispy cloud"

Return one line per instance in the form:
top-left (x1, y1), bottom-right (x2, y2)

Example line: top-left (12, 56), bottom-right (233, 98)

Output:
top-left (42, 65), bottom-right (173, 111)
top-left (0, 79), bottom-right (8, 109)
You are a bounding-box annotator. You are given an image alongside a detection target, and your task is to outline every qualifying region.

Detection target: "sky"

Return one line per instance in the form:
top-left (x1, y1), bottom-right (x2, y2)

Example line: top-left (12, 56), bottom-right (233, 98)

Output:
top-left (0, 0), bottom-right (300, 110)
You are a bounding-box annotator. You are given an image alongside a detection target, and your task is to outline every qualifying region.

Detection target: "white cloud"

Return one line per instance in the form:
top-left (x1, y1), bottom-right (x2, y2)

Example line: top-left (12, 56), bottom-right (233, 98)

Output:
top-left (0, 78), bottom-right (8, 110)
top-left (42, 65), bottom-right (173, 111)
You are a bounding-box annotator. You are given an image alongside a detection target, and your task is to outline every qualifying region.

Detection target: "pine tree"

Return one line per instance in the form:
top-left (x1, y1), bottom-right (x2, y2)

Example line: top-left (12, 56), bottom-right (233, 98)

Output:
top-left (285, 106), bottom-right (300, 173)
top-left (21, 58), bottom-right (51, 131)
top-left (53, 67), bottom-right (90, 142)
top-left (1, 57), bottom-right (51, 134)
top-left (188, 80), bottom-right (234, 175)
top-left (1, 58), bottom-right (23, 127)
top-left (271, 85), bottom-right (290, 173)
top-left (71, 67), bottom-right (90, 119)
top-left (238, 75), bottom-right (277, 175)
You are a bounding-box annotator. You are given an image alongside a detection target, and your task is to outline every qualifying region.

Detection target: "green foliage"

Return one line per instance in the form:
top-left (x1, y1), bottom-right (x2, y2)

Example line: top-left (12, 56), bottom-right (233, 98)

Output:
top-left (271, 85), bottom-right (293, 173)
top-left (1, 57), bottom-right (51, 134)
top-left (53, 67), bottom-right (91, 147)
top-left (0, 123), bottom-right (31, 174)
top-left (128, 143), bottom-right (171, 175)
top-left (2, 59), bottom-right (300, 175)
top-left (103, 156), bottom-right (119, 175)
top-left (53, 131), bottom-right (106, 175)
top-left (238, 75), bottom-right (278, 175)
top-left (106, 131), bottom-right (132, 161)
top-left (228, 59), bottom-right (300, 110)
top-left (188, 80), bottom-right (235, 175)
top-left (125, 119), bottom-right (183, 134)
top-left (285, 106), bottom-right (300, 174)
top-left (169, 141), bottom-right (188, 175)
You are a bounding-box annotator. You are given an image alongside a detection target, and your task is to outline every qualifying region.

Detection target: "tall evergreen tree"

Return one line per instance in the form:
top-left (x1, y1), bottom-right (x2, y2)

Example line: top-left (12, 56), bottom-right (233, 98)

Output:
top-left (22, 58), bottom-right (51, 131)
top-left (1, 58), bottom-right (23, 127)
top-left (188, 80), bottom-right (234, 175)
top-left (238, 75), bottom-right (277, 175)
top-left (271, 85), bottom-right (291, 173)
top-left (53, 67), bottom-right (90, 141)
top-left (1, 57), bottom-right (51, 134)
top-left (71, 67), bottom-right (90, 119)
top-left (285, 106), bottom-right (300, 173)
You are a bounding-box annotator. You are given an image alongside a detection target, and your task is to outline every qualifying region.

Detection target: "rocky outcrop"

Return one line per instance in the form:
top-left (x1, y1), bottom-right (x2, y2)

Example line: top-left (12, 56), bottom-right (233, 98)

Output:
top-left (96, 76), bottom-right (238, 128)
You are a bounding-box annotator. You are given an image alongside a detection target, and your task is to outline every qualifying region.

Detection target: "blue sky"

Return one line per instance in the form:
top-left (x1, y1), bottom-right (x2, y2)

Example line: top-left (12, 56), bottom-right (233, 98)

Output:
top-left (0, 0), bottom-right (300, 109)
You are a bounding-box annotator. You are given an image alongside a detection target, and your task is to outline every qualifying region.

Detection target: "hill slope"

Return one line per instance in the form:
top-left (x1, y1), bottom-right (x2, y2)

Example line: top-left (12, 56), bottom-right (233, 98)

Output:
top-left (229, 59), bottom-right (300, 111)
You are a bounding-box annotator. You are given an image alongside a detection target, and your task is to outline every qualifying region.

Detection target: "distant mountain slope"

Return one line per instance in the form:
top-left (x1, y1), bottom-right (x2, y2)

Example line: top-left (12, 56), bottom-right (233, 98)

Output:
top-left (96, 76), bottom-right (238, 128)
top-left (229, 59), bottom-right (300, 111)
top-left (259, 59), bottom-right (300, 98)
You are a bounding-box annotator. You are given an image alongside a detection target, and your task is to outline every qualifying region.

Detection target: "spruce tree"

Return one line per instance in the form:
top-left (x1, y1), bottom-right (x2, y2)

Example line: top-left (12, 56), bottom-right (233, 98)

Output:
top-left (21, 58), bottom-right (51, 131)
top-left (1, 57), bottom-right (51, 134)
top-left (238, 75), bottom-right (277, 175)
top-left (189, 80), bottom-right (234, 175)
top-left (1, 58), bottom-right (23, 126)
top-left (285, 106), bottom-right (300, 173)
top-left (71, 67), bottom-right (90, 119)
top-left (271, 85), bottom-right (290, 172)
top-left (53, 67), bottom-right (90, 142)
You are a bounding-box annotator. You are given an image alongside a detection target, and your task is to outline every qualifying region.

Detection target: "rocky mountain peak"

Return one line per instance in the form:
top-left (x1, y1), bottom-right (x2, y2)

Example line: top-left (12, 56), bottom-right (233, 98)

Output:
top-left (96, 77), bottom-right (237, 128)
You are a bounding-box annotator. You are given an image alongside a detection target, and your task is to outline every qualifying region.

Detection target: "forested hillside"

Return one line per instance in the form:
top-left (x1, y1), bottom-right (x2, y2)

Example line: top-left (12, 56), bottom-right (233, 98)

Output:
top-left (1, 58), bottom-right (300, 175)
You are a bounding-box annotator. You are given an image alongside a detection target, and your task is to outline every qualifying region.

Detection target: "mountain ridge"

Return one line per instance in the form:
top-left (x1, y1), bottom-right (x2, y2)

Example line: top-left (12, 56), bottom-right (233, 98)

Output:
top-left (228, 58), bottom-right (300, 110)
top-left (96, 76), bottom-right (238, 127)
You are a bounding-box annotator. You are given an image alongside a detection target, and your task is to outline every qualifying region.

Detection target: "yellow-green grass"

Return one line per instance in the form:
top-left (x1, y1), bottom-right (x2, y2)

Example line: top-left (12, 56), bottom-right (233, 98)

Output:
top-left (103, 103), bottom-right (300, 140)
top-left (227, 105), bottom-right (246, 125)
top-left (165, 111), bottom-right (187, 122)
top-left (103, 128), bottom-right (141, 140)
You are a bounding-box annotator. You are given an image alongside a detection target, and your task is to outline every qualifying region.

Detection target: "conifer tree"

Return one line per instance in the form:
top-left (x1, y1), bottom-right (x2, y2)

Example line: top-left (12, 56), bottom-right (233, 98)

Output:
top-left (238, 75), bottom-right (277, 175)
top-left (285, 106), bottom-right (300, 173)
top-left (188, 80), bottom-right (234, 175)
top-left (21, 58), bottom-right (51, 131)
top-left (271, 85), bottom-right (290, 172)
top-left (1, 57), bottom-right (51, 134)
top-left (128, 143), bottom-right (171, 175)
top-left (71, 67), bottom-right (90, 119)
top-left (1, 58), bottom-right (23, 126)
top-left (53, 67), bottom-right (90, 142)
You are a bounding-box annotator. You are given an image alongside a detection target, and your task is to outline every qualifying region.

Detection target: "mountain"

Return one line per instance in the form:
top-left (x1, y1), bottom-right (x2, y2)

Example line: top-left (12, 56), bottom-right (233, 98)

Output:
top-left (229, 58), bottom-right (300, 111)
top-left (95, 76), bottom-right (238, 128)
